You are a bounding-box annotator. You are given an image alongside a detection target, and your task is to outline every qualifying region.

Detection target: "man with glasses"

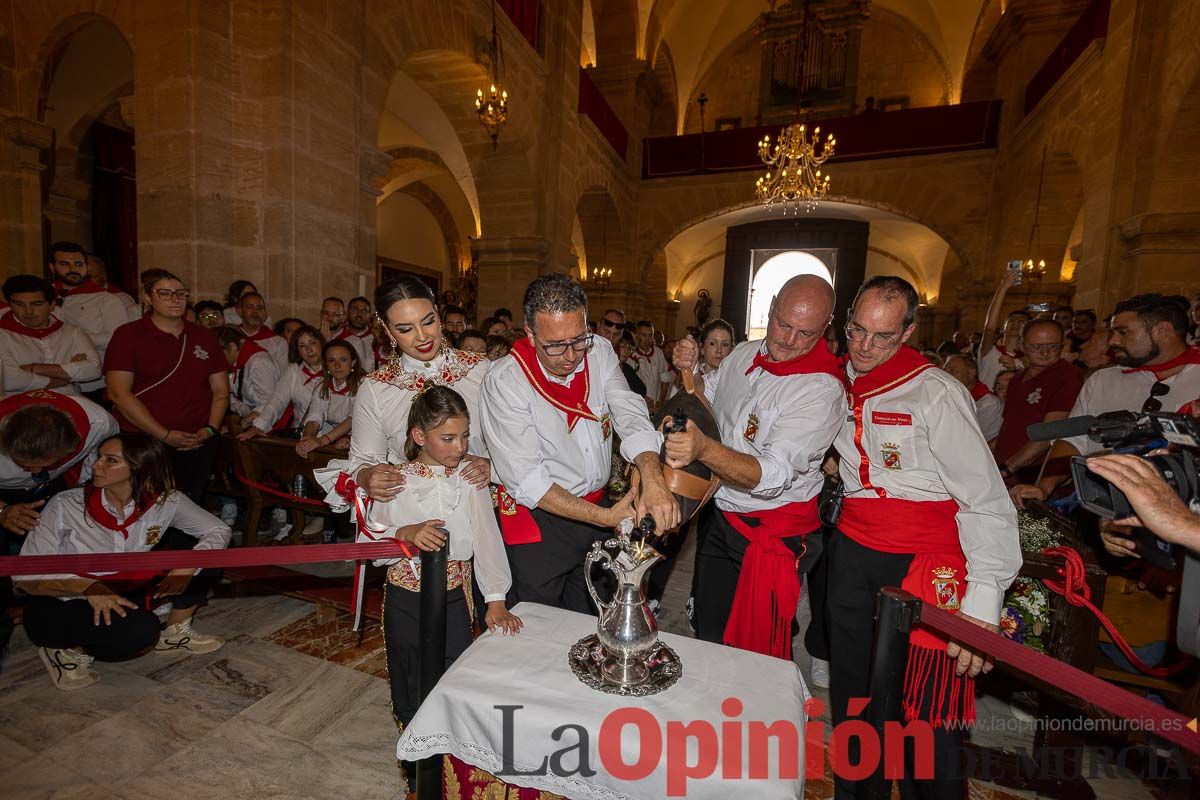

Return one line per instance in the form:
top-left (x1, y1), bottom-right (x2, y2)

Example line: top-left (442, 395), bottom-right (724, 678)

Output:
top-left (1011, 294), bottom-right (1200, 509)
top-left (991, 319), bottom-right (1082, 485)
top-left (47, 241), bottom-right (139, 402)
top-left (829, 276), bottom-right (1019, 800)
top-left (665, 274), bottom-right (844, 659)
top-left (479, 273), bottom-right (679, 613)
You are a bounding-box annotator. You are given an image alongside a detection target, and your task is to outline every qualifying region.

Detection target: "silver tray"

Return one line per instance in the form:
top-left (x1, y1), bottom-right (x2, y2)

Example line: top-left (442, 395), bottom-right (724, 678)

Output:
top-left (568, 634), bottom-right (682, 696)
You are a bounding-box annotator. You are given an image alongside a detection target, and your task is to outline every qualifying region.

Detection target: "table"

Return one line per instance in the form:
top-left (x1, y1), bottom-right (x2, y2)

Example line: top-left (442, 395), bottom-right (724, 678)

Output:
top-left (397, 603), bottom-right (810, 800)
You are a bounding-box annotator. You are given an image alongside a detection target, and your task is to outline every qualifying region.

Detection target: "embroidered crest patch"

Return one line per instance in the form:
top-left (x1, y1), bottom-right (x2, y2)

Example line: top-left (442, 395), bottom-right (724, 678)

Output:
top-left (744, 413), bottom-right (759, 442)
top-left (496, 486), bottom-right (518, 516)
top-left (932, 566), bottom-right (961, 610)
top-left (145, 525), bottom-right (162, 546)
top-left (600, 412), bottom-right (611, 441)
top-left (193, 346), bottom-right (210, 360)
top-left (881, 442), bottom-right (902, 470)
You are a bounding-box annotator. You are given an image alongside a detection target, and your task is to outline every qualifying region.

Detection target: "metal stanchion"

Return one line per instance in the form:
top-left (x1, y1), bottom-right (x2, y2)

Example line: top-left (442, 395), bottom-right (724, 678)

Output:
top-left (860, 587), bottom-right (921, 800)
top-left (416, 542), bottom-right (448, 800)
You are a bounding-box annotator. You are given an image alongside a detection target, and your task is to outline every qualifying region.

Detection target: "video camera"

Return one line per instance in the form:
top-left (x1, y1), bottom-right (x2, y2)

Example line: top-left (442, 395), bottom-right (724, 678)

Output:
top-left (1027, 410), bottom-right (1200, 569)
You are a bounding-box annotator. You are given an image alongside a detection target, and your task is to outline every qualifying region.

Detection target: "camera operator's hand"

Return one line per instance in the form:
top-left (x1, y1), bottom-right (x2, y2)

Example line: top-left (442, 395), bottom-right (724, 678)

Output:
top-left (1087, 454), bottom-right (1200, 551)
top-left (1099, 520), bottom-right (1140, 559)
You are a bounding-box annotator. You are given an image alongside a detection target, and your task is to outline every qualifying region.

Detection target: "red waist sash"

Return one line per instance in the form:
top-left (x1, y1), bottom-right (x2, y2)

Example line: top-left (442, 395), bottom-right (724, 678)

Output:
top-left (839, 495), bottom-right (976, 728)
top-left (496, 485), bottom-right (606, 545)
top-left (721, 498), bottom-right (818, 660)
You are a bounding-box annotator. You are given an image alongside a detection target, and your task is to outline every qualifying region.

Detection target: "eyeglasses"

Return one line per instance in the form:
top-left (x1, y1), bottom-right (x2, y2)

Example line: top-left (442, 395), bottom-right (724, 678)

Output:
top-left (601, 318), bottom-right (622, 329)
top-left (845, 323), bottom-right (900, 350)
top-left (1142, 381), bottom-right (1169, 412)
top-left (152, 289), bottom-right (190, 301)
top-left (538, 334), bottom-right (594, 356)
top-left (198, 311), bottom-right (221, 321)
top-left (1024, 343), bottom-right (1064, 354)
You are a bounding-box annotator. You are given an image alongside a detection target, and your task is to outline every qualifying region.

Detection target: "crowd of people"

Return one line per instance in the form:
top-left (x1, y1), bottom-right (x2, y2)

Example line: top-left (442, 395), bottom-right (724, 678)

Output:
top-left (1, 238), bottom-right (1199, 797)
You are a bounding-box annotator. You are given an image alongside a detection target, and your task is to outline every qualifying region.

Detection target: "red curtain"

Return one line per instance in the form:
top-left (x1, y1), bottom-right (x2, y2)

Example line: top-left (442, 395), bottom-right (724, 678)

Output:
top-left (578, 68), bottom-right (629, 160)
top-left (498, 0), bottom-right (541, 50)
top-left (90, 123), bottom-right (137, 293)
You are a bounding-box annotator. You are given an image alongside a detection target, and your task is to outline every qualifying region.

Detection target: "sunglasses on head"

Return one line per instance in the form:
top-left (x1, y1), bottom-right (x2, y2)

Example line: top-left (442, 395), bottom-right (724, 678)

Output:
top-left (1142, 381), bottom-right (1169, 412)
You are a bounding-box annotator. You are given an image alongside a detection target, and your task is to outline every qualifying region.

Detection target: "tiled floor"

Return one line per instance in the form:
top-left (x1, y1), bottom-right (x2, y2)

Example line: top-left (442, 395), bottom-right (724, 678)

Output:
top-left (0, 531), bottom-right (1177, 799)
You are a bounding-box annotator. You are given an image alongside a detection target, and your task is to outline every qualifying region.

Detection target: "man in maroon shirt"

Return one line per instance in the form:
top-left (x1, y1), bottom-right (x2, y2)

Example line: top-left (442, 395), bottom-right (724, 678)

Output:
top-left (993, 319), bottom-right (1082, 484)
top-left (104, 270), bottom-right (230, 500)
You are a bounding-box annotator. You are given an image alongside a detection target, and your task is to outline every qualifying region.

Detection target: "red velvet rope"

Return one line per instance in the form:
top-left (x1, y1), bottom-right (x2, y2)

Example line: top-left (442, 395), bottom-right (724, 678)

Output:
top-left (915, 598), bottom-right (1200, 755)
top-left (1041, 545), bottom-right (1192, 677)
top-left (0, 541), bottom-right (409, 577)
top-left (234, 470), bottom-right (329, 508)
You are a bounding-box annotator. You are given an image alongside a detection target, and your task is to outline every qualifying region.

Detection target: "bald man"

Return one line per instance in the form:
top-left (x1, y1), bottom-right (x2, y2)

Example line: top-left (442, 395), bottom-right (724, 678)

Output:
top-left (667, 274), bottom-right (844, 658)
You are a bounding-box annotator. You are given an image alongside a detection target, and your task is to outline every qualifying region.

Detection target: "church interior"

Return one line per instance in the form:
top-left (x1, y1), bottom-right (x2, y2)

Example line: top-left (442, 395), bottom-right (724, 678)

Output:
top-left (2, 0), bottom-right (1199, 798)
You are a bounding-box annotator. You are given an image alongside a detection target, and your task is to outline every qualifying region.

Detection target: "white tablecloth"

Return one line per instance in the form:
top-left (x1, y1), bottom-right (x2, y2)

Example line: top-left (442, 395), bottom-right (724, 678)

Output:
top-left (396, 603), bottom-right (809, 800)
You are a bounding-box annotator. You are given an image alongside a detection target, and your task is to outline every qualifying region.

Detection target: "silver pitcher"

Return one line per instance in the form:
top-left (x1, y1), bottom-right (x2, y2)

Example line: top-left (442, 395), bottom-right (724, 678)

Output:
top-left (585, 534), bottom-right (664, 687)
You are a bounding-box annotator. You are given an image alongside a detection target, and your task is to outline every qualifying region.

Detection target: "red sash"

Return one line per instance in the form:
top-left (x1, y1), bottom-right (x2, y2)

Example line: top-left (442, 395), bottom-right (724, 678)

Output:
top-left (745, 342), bottom-right (843, 379)
top-left (0, 391), bottom-right (91, 485)
top-left (0, 313), bottom-right (64, 339)
top-left (509, 337), bottom-right (598, 432)
top-left (53, 279), bottom-right (107, 297)
top-left (721, 499), bottom-right (819, 659)
top-left (969, 381), bottom-right (992, 402)
top-left (496, 485), bottom-right (605, 545)
top-left (1121, 346), bottom-right (1200, 380)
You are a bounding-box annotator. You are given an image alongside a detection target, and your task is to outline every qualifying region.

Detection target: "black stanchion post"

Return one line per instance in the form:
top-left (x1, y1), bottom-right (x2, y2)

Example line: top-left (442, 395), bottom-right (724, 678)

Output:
top-left (416, 542), bottom-right (448, 800)
top-left (860, 587), bottom-right (921, 800)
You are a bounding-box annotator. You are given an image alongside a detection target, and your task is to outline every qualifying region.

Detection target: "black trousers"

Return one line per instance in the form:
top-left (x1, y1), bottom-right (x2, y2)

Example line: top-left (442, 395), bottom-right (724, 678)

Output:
top-left (693, 506), bottom-right (814, 646)
top-left (170, 438), bottom-right (219, 504)
top-left (647, 517), bottom-right (690, 604)
top-left (22, 529), bottom-right (221, 661)
top-left (505, 506), bottom-right (612, 615)
top-left (382, 582), bottom-right (473, 729)
top-left (825, 530), bottom-right (966, 800)
top-left (803, 527), bottom-right (833, 661)
top-left (1, 479), bottom-right (71, 664)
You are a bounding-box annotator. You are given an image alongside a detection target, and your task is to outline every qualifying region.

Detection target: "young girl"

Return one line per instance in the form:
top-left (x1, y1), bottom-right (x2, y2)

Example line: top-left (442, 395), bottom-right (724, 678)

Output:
top-left (360, 385), bottom-right (520, 739)
top-left (296, 340), bottom-right (362, 457)
top-left (17, 433), bottom-right (231, 690)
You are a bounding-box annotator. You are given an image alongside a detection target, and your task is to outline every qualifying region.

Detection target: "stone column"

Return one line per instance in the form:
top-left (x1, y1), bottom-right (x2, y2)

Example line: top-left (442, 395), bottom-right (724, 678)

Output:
top-left (1116, 212), bottom-right (1200, 300)
top-left (470, 236), bottom-right (552, 320)
top-left (0, 115), bottom-right (53, 277)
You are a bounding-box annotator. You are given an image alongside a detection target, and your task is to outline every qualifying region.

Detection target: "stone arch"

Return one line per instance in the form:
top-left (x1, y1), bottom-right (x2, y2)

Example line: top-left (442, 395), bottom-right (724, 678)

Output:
top-left (22, 11), bottom-right (134, 121)
top-left (1148, 70), bottom-right (1200, 214)
top-left (581, 0), bottom-right (598, 67)
top-left (575, 185), bottom-right (628, 284)
top-left (648, 42), bottom-right (678, 137)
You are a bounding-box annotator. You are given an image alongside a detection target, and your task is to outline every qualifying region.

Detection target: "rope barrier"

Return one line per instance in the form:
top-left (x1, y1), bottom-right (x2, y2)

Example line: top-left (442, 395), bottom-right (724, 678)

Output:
top-left (912, 597), bottom-right (1200, 755)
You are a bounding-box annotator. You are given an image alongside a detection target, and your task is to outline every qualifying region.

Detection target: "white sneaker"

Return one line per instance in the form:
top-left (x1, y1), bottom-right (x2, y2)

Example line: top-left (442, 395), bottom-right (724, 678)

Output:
top-left (810, 657), bottom-right (831, 689)
top-left (38, 647), bottom-right (100, 691)
top-left (156, 620), bottom-right (225, 654)
top-left (219, 501), bottom-right (238, 526)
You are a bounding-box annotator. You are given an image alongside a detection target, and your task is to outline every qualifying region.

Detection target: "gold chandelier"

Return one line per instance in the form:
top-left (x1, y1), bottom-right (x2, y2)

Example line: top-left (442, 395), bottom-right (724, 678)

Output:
top-left (1022, 145), bottom-right (1048, 282)
top-left (755, 0), bottom-right (835, 213)
top-left (476, 0), bottom-right (509, 145)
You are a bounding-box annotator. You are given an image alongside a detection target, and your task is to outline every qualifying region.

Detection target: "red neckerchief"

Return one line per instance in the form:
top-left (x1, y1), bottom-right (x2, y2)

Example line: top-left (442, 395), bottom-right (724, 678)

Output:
top-left (1120, 346), bottom-right (1200, 380)
top-left (85, 484), bottom-right (154, 539)
top-left (243, 325), bottom-right (276, 342)
top-left (970, 381), bottom-right (992, 401)
top-left (0, 313), bottom-right (64, 340)
top-left (232, 340), bottom-right (267, 373)
top-left (0, 391), bottom-right (91, 481)
top-left (301, 365), bottom-right (322, 384)
top-left (53, 279), bottom-right (106, 297)
top-left (848, 345), bottom-right (935, 398)
top-left (510, 336), bottom-right (597, 432)
top-left (340, 326), bottom-right (371, 341)
top-left (745, 341), bottom-right (843, 379)
top-left (636, 346), bottom-right (654, 361)
top-left (329, 379), bottom-right (351, 396)
top-left (995, 343), bottom-right (1023, 358)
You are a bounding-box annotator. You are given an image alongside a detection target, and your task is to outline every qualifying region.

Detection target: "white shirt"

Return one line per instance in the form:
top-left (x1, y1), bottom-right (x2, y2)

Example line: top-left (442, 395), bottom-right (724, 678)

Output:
top-left (480, 337), bottom-right (662, 508)
top-left (56, 290), bottom-right (139, 392)
top-left (242, 328), bottom-right (289, 373)
top-left (835, 363), bottom-right (1021, 625)
top-left (978, 345), bottom-right (1018, 391)
top-left (303, 380), bottom-right (357, 436)
top-left (0, 322), bottom-right (102, 395)
top-left (315, 347), bottom-right (491, 509)
top-left (359, 461), bottom-right (511, 601)
top-left (252, 362), bottom-right (324, 433)
top-left (337, 327), bottom-right (377, 372)
top-left (976, 392), bottom-right (1004, 441)
top-left (228, 350), bottom-right (279, 417)
top-left (1062, 363), bottom-right (1200, 455)
top-left (633, 345), bottom-right (671, 403)
top-left (17, 487), bottom-right (231, 598)
top-left (0, 392), bottom-right (117, 490)
top-left (701, 341), bottom-right (845, 514)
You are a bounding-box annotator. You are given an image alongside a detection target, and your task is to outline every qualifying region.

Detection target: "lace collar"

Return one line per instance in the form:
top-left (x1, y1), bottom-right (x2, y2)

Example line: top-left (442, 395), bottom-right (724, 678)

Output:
top-left (397, 461), bottom-right (457, 479)
top-left (367, 346), bottom-right (486, 392)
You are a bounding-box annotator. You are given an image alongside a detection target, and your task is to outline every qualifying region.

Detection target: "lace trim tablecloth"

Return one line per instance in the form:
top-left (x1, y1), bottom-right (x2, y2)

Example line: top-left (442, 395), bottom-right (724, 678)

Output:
top-left (397, 603), bottom-right (809, 800)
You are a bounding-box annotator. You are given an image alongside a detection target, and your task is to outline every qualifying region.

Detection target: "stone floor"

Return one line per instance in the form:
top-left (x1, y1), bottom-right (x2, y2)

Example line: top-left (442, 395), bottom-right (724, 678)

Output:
top-left (0, 530), bottom-right (1174, 799)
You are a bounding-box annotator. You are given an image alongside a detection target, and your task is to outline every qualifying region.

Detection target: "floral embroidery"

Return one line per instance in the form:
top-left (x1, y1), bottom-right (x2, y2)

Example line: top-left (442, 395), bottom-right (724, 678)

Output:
top-left (367, 347), bottom-right (485, 392)
top-left (193, 345), bottom-right (210, 360)
top-left (396, 461), bottom-right (456, 479)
